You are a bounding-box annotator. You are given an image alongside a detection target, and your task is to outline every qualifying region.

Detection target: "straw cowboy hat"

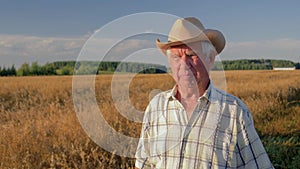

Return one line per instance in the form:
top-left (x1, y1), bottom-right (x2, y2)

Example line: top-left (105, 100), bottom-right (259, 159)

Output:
top-left (156, 17), bottom-right (225, 54)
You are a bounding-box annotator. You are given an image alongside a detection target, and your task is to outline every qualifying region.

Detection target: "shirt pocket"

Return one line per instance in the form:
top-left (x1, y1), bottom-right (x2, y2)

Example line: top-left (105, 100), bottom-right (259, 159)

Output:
top-left (214, 129), bottom-right (233, 164)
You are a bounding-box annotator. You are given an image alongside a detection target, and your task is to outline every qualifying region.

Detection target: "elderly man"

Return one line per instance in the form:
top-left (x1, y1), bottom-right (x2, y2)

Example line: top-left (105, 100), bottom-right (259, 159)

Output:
top-left (135, 17), bottom-right (273, 169)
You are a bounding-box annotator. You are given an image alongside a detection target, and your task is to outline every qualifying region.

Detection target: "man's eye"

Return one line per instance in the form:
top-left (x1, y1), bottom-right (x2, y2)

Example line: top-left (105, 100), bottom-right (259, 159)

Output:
top-left (172, 55), bottom-right (180, 60)
top-left (186, 53), bottom-right (197, 57)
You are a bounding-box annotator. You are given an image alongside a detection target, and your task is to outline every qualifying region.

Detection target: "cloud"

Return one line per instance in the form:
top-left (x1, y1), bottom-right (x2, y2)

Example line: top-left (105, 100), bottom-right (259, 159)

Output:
top-left (222, 38), bottom-right (300, 62)
top-left (0, 34), bottom-right (87, 67)
top-left (0, 34), bottom-right (160, 68)
top-left (1, 34), bottom-right (299, 69)
top-left (77, 36), bottom-right (157, 62)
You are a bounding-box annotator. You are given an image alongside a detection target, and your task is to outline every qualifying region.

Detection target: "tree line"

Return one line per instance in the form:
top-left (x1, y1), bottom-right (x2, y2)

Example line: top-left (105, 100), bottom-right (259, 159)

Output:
top-left (0, 59), bottom-right (299, 76)
top-left (212, 59), bottom-right (299, 70)
top-left (0, 61), bottom-right (168, 76)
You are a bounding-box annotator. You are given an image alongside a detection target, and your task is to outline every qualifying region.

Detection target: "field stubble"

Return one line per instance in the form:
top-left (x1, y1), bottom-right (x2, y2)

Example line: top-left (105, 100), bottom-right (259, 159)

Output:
top-left (0, 70), bottom-right (299, 168)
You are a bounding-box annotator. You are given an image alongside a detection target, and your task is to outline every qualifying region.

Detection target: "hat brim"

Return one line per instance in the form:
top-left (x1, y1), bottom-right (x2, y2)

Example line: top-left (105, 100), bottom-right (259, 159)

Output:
top-left (156, 29), bottom-right (225, 55)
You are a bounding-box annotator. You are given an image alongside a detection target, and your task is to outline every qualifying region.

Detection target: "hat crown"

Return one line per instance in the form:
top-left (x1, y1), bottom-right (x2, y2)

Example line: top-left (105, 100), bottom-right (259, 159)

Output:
top-left (156, 17), bottom-right (225, 54)
top-left (168, 17), bottom-right (205, 42)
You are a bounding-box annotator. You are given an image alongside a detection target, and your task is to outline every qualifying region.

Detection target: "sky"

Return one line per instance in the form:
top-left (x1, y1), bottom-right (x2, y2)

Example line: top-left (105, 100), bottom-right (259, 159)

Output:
top-left (1, 0), bottom-right (300, 68)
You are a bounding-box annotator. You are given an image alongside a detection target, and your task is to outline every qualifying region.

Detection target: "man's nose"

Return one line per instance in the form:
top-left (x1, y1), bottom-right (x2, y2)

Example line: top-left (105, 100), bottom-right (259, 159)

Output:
top-left (179, 55), bottom-right (191, 69)
top-left (181, 54), bottom-right (187, 62)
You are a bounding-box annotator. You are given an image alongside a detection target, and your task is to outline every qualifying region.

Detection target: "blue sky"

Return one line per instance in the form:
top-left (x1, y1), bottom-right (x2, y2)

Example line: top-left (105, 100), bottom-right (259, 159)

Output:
top-left (1, 0), bottom-right (300, 67)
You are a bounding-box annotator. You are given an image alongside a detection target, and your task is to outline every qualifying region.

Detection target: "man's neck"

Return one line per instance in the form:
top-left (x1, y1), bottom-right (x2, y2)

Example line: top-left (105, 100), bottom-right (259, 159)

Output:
top-left (176, 79), bottom-right (210, 119)
top-left (176, 78), bottom-right (210, 100)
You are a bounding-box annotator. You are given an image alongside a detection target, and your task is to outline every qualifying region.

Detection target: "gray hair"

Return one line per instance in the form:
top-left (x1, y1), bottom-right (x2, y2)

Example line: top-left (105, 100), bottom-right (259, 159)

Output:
top-left (165, 41), bottom-right (216, 60)
top-left (201, 41), bottom-right (215, 60)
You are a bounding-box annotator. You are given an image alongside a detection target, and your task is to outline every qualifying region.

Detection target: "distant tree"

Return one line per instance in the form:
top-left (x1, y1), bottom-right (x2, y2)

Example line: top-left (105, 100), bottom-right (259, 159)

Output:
top-left (60, 67), bottom-right (72, 75)
top-left (10, 65), bottom-right (17, 76)
top-left (219, 59), bottom-right (296, 70)
top-left (0, 65), bottom-right (17, 76)
top-left (0, 67), bottom-right (7, 76)
top-left (75, 63), bottom-right (97, 75)
top-left (17, 63), bottom-right (30, 76)
top-left (295, 62), bottom-right (300, 69)
top-left (43, 63), bottom-right (57, 75)
top-left (212, 61), bottom-right (223, 70)
top-left (271, 60), bottom-right (294, 67)
top-left (30, 62), bottom-right (42, 75)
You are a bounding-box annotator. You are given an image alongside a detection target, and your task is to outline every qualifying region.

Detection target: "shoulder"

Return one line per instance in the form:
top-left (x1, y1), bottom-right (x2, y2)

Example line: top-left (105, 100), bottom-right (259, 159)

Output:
top-left (143, 89), bottom-right (172, 121)
top-left (211, 87), bottom-right (253, 123)
top-left (212, 86), bottom-right (249, 112)
top-left (144, 89), bottom-right (172, 113)
top-left (148, 89), bottom-right (172, 105)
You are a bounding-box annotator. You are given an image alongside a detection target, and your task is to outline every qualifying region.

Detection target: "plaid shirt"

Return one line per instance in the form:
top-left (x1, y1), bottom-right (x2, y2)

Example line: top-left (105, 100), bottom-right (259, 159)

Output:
top-left (135, 83), bottom-right (273, 169)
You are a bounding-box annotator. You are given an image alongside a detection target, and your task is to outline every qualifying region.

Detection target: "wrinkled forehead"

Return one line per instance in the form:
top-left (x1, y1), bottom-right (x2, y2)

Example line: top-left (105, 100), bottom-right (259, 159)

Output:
top-left (173, 41), bottom-right (202, 50)
top-left (167, 42), bottom-right (202, 55)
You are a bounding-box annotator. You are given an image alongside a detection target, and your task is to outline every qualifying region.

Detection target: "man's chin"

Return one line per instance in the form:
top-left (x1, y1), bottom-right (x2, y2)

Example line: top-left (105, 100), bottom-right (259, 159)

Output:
top-left (178, 80), bottom-right (198, 88)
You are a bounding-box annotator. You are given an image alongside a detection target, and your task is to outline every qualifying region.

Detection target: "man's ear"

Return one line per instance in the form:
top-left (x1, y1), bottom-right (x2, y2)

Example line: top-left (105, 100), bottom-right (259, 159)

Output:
top-left (208, 49), bottom-right (217, 64)
top-left (205, 49), bottom-right (217, 71)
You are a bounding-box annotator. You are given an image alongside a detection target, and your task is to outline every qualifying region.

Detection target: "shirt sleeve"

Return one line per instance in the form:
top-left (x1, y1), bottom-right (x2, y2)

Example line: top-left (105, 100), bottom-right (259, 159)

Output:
top-left (135, 105), bottom-right (152, 169)
top-left (236, 109), bottom-right (274, 169)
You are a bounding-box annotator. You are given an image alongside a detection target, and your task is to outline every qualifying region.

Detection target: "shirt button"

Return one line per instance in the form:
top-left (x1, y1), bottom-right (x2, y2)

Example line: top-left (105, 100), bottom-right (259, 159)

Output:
top-left (209, 162), bottom-right (212, 167)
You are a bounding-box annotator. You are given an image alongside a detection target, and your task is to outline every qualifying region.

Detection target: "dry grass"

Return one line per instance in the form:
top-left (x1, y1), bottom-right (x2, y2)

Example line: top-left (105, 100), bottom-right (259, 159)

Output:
top-left (0, 70), bottom-right (299, 168)
top-left (224, 70), bottom-right (300, 135)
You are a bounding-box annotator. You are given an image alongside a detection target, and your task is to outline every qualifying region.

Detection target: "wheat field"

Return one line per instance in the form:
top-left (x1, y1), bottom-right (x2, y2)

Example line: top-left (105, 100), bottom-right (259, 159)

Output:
top-left (0, 70), bottom-right (299, 168)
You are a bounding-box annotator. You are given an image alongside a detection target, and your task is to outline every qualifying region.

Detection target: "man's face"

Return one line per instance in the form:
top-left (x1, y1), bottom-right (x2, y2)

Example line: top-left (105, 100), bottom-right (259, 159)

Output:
top-left (167, 42), bottom-right (213, 88)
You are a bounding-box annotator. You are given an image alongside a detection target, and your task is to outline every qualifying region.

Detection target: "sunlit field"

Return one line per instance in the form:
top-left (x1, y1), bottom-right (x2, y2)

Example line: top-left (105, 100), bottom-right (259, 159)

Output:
top-left (0, 70), bottom-right (299, 168)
